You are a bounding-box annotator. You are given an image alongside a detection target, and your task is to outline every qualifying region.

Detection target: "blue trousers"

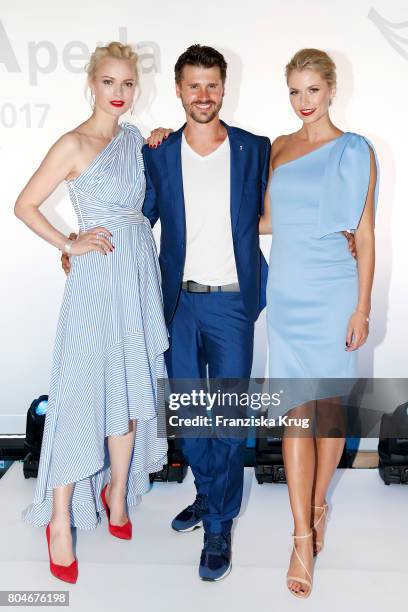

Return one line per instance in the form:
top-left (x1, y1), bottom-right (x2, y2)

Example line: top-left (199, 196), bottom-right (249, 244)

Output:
top-left (165, 290), bottom-right (254, 534)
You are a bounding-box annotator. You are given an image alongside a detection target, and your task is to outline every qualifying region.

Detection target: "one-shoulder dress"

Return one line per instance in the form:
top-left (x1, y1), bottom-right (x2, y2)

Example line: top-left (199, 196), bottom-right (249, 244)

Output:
top-left (23, 121), bottom-right (169, 529)
top-left (267, 132), bottom-right (379, 385)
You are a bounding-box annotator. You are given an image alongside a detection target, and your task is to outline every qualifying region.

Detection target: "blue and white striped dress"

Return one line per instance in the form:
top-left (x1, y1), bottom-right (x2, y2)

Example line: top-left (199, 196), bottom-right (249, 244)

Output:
top-left (22, 121), bottom-right (169, 529)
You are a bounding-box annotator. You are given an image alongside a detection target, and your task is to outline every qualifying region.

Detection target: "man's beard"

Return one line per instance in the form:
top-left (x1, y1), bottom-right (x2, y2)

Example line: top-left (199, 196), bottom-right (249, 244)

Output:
top-left (182, 98), bottom-right (223, 124)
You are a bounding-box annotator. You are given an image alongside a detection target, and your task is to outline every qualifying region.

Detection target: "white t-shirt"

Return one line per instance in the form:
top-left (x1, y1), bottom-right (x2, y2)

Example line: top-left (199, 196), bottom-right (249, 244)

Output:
top-left (181, 133), bottom-right (238, 286)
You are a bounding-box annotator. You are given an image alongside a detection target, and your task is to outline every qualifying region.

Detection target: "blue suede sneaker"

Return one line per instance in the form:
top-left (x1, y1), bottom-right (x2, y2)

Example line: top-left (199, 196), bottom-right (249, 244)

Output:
top-left (199, 532), bottom-right (232, 581)
top-left (171, 494), bottom-right (208, 532)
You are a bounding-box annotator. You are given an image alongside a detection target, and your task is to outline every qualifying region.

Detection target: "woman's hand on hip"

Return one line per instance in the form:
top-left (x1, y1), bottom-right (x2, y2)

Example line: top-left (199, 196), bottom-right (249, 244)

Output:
top-left (70, 227), bottom-right (114, 257)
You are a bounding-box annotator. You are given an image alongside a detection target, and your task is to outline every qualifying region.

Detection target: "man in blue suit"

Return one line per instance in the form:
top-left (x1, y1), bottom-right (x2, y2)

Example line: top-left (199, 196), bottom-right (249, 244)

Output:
top-left (142, 45), bottom-right (270, 581)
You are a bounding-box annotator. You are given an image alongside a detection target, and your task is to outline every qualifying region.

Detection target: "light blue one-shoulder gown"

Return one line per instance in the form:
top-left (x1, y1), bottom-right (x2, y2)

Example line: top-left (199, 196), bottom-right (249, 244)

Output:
top-left (267, 132), bottom-right (379, 381)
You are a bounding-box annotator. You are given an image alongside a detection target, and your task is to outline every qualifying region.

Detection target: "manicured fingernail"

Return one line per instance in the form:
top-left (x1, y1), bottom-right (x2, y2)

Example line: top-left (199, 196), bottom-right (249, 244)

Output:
top-left (164, 135), bottom-right (168, 139)
top-left (158, 140), bottom-right (161, 145)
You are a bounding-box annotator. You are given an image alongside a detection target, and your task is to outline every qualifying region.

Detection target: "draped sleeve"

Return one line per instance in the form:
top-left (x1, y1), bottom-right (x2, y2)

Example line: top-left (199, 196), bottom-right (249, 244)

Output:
top-left (122, 121), bottom-right (145, 171)
top-left (314, 132), bottom-right (379, 239)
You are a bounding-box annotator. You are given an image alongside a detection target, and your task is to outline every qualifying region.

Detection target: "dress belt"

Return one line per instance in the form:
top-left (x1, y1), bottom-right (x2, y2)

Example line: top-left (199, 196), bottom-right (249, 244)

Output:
top-left (79, 212), bottom-right (150, 232)
top-left (182, 280), bottom-right (240, 293)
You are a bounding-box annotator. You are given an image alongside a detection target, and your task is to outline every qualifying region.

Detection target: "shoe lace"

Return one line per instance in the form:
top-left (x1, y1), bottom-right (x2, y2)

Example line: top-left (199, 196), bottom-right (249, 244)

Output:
top-left (188, 494), bottom-right (208, 514)
top-left (205, 533), bottom-right (227, 554)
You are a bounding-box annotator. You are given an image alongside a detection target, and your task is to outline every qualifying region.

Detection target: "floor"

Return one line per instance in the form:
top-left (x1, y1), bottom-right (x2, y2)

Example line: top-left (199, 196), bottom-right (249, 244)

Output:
top-left (0, 462), bottom-right (407, 611)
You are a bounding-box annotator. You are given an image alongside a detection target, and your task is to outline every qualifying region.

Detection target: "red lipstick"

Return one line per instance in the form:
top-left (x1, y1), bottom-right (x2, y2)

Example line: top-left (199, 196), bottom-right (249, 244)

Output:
top-left (300, 108), bottom-right (315, 116)
top-left (110, 100), bottom-right (124, 107)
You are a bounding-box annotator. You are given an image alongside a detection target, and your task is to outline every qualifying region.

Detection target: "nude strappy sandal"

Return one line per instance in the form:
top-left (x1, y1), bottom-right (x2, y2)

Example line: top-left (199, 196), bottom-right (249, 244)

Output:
top-left (312, 502), bottom-right (329, 555)
top-left (287, 531), bottom-right (313, 598)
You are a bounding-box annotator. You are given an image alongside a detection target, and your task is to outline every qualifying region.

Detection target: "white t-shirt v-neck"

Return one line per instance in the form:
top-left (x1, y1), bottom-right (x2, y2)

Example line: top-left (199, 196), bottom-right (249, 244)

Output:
top-left (181, 133), bottom-right (238, 286)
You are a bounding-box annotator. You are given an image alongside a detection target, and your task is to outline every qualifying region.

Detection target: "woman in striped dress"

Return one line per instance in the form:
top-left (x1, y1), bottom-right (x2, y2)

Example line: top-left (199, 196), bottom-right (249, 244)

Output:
top-left (15, 42), bottom-right (169, 583)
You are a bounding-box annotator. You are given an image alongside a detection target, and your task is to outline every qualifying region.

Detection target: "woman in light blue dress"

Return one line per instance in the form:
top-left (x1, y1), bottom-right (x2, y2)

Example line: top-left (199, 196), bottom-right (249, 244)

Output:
top-left (15, 42), bottom-right (168, 583)
top-left (260, 49), bottom-right (378, 598)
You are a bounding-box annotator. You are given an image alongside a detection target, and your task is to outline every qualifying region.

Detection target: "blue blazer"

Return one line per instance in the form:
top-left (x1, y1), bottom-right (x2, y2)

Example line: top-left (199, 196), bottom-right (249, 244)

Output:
top-left (142, 121), bottom-right (271, 324)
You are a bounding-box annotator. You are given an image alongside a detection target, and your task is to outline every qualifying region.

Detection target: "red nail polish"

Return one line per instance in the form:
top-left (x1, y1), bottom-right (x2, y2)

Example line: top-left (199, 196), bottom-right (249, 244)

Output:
top-left (158, 141), bottom-right (161, 145)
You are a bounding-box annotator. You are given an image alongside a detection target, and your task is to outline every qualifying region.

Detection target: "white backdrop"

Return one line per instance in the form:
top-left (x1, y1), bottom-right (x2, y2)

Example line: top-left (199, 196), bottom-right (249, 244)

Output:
top-left (1, 0), bottom-right (407, 436)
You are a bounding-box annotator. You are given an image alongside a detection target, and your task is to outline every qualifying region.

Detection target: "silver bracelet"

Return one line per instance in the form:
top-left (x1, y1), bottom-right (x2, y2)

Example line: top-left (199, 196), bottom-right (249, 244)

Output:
top-left (355, 309), bottom-right (370, 322)
top-left (62, 239), bottom-right (74, 255)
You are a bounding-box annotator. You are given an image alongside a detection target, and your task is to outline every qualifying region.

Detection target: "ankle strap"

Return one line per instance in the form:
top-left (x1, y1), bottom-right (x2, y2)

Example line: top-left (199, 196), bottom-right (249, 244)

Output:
top-left (291, 532), bottom-right (313, 583)
top-left (312, 502), bottom-right (328, 511)
top-left (292, 531), bottom-right (313, 539)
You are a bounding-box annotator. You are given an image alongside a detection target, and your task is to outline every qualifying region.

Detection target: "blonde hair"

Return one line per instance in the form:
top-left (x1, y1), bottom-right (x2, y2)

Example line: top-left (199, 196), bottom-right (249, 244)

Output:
top-left (285, 48), bottom-right (337, 90)
top-left (85, 41), bottom-right (139, 82)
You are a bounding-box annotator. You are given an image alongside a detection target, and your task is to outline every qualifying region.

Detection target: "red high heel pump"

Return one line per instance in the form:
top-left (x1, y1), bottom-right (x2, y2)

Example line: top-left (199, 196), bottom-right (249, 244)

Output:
top-left (45, 524), bottom-right (78, 584)
top-left (101, 484), bottom-right (132, 540)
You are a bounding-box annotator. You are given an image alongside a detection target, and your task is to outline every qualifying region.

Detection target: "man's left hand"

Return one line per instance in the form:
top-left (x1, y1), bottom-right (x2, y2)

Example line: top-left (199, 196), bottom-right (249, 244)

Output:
top-left (343, 231), bottom-right (357, 259)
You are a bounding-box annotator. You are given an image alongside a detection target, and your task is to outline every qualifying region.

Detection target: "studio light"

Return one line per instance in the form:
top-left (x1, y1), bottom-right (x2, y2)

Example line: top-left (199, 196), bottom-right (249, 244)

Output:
top-left (255, 430), bottom-right (350, 484)
top-left (23, 395), bottom-right (48, 479)
top-left (255, 434), bottom-right (287, 484)
top-left (150, 439), bottom-right (188, 483)
top-left (379, 401), bottom-right (408, 485)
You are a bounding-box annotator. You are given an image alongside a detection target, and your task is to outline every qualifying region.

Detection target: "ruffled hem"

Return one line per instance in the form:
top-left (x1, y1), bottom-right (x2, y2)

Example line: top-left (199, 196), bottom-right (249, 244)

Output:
top-left (22, 455), bottom-right (166, 530)
top-left (22, 334), bottom-right (169, 530)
